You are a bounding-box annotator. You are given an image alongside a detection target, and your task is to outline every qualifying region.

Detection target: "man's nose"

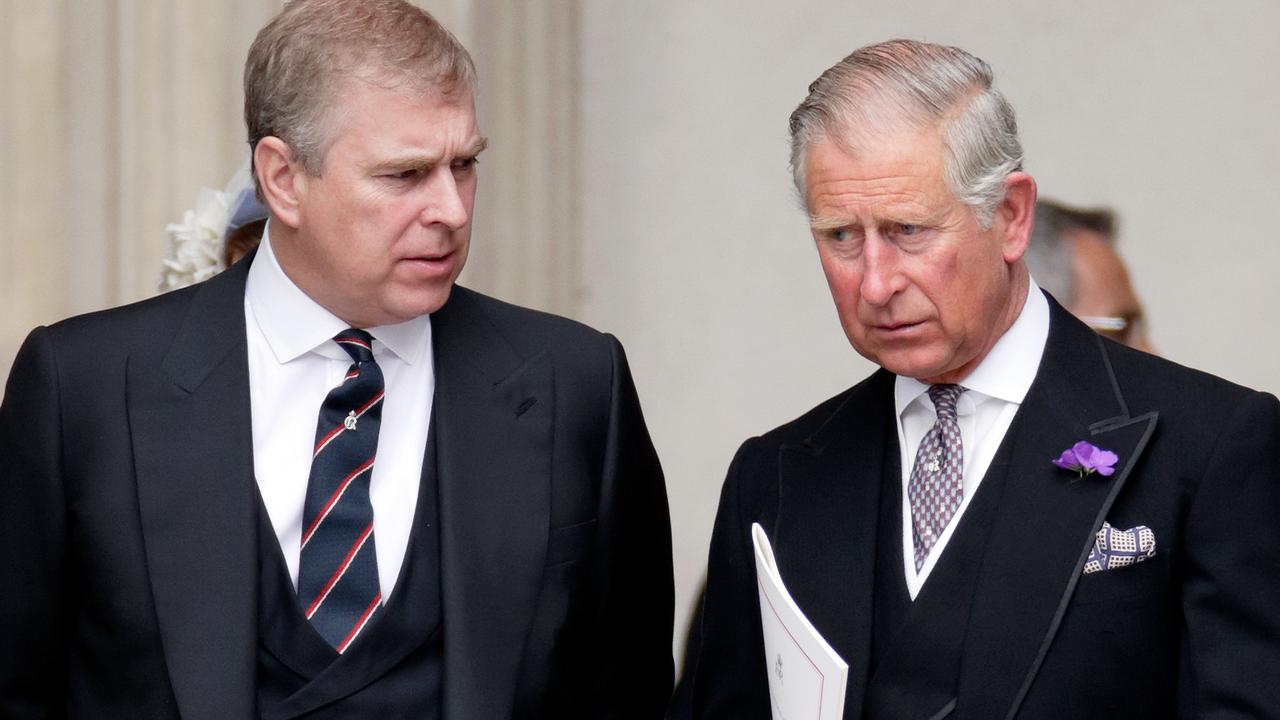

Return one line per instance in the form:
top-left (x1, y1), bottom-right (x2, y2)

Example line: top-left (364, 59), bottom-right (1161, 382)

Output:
top-left (420, 169), bottom-right (470, 229)
top-left (859, 235), bottom-right (902, 306)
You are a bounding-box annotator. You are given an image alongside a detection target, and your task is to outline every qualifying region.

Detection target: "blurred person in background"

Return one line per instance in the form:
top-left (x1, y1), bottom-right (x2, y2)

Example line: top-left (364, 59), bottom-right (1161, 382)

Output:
top-left (1025, 199), bottom-right (1155, 353)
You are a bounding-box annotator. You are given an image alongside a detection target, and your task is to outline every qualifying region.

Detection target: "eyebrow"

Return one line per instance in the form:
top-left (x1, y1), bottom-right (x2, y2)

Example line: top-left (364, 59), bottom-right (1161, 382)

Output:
top-left (809, 215), bottom-right (854, 232)
top-left (372, 136), bottom-right (490, 171)
top-left (809, 210), bottom-right (941, 232)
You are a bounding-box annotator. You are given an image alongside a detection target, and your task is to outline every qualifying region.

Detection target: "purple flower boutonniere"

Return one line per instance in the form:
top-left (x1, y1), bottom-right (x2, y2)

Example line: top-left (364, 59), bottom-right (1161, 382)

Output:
top-left (1052, 441), bottom-right (1119, 478)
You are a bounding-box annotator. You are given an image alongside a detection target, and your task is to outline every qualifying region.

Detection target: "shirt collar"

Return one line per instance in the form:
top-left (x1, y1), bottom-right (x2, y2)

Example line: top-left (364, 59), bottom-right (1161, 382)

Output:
top-left (894, 277), bottom-right (1050, 417)
top-left (245, 224), bottom-right (431, 365)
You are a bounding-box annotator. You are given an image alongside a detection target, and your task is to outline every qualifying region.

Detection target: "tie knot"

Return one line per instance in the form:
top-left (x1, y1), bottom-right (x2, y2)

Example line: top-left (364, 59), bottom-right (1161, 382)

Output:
top-left (334, 329), bottom-right (376, 365)
top-left (927, 383), bottom-right (964, 420)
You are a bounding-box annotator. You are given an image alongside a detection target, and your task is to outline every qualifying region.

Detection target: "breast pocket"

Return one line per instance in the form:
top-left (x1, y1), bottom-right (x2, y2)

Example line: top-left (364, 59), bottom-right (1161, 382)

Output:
top-left (1072, 550), bottom-right (1169, 606)
top-left (545, 518), bottom-right (597, 567)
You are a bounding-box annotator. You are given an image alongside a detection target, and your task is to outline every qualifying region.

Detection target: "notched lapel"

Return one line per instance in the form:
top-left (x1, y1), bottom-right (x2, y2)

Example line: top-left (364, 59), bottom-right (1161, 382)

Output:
top-left (432, 290), bottom-right (553, 720)
top-left (774, 371), bottom-right (896, 720)
top-left (130, 265), bottom-right (258, 720)
top-left (957, 305), bottom-right (1158, 720)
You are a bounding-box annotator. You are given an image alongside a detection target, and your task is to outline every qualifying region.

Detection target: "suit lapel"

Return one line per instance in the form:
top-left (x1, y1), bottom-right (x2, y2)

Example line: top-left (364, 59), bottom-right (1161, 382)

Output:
top-left (773, 370), bottom-right (896, 720)
top-left (431, 288), bottom-right (553, 720)
top-left (130, 261), bottom-right (258, 720)
top-left (957, 300), bottom-right (1158, 720)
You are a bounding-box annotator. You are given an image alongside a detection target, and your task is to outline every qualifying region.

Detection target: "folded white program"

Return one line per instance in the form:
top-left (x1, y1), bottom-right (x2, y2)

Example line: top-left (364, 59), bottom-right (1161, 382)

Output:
top-left (752, 523), bottom-right (849, 720)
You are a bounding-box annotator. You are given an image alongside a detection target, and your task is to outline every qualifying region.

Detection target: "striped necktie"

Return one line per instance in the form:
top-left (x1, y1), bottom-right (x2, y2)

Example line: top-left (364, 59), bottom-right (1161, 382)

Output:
top-left (297, 329), bottom-right (384, 653)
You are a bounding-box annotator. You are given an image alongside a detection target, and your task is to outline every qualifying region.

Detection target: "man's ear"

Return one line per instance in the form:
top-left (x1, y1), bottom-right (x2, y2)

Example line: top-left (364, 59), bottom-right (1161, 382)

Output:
top-left (997, 171), bottom-right (1037, 264)
top-left (253, 137), bottom-right (306, 229)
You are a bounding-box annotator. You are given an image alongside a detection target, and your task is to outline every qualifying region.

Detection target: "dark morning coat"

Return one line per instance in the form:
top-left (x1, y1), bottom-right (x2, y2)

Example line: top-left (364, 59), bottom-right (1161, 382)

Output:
top-left (680, 295), bottom-right (1280, 719)
top-left (0, 254), bottom-right (674, 719)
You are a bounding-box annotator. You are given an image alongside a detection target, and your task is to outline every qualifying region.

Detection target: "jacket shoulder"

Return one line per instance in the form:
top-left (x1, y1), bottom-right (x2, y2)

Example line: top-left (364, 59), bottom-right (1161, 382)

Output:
top-left (1105, 341), bottom-right (1262, 423)
top-left (38, 284), bottom-right (202, 356)
top-left (751, 369), bottom-right (892, 449)
top-left (446, 285), bottom-right (619, 369)
top-left (39, 254), bottom-right (250, 356)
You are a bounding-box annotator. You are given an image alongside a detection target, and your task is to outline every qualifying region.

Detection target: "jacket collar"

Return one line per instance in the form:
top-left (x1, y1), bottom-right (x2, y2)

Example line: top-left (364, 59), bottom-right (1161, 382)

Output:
top-left (774, 368), bottom-right (896, 719)
top-left (131, 255), bottom-right (259, 720)
top-left (956, 297), bottom-right (1157, 719)
top-left (431, 287), bottom-right (554, 720)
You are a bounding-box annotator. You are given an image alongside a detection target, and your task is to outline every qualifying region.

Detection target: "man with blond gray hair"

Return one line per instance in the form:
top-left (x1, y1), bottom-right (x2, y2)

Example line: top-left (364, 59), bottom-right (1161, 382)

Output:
top-left (0, 1), bottom-right (673, 718)
top-left (677, 39), bottom-right (1280, 718)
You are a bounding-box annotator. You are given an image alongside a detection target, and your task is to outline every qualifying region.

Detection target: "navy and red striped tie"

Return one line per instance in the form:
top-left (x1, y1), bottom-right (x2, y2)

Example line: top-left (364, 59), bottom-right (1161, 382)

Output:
top-left (297, 329), bottom-right (384, 653)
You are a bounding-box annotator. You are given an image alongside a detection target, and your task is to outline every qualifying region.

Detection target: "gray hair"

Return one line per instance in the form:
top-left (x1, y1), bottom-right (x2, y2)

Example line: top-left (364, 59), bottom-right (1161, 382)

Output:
top-left (788, 39), bottom-right (1022, 228)
top-left (244, 0), bottom-right (476, 184)
top-left (1026, 199), bottom-right (1118, 306)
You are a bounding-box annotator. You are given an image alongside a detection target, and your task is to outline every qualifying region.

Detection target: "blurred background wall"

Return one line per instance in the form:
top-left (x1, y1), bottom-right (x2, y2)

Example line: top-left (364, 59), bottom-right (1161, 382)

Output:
top-left (3, 0), bottom-right (1277, 664)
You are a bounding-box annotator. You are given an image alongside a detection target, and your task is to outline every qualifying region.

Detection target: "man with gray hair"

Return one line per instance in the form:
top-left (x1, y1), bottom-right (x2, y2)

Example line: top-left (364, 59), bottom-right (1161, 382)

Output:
top-left (0, 1), bottom-right (673, 717)
top-left (677, 39), bottom-right (1280, 718)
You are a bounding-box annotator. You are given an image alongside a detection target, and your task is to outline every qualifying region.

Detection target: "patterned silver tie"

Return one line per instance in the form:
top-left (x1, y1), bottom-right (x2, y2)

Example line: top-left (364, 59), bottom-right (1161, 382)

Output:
top-left (907, 384), bottom-right (966, 572)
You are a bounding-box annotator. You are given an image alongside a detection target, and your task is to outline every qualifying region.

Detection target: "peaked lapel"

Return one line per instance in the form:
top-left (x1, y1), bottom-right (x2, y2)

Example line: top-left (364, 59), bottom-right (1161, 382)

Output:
top-left (773, 369), bottom-right (897, 720)
top-left (957, 299), bottom-right (1158, 720)
top-left (129, 259), bottom-right (258, 720)
top-left (431, 288), bottom-right (553, 720)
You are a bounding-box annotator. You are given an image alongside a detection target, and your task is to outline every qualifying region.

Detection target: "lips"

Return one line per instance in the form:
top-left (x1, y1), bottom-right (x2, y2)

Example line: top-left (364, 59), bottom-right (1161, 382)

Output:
top-left (400, 251), bottom-right (455, 277)
top-left (868, 319), bottom-right (929, 340)
top-left (874, 320), bottom-right (922, 331)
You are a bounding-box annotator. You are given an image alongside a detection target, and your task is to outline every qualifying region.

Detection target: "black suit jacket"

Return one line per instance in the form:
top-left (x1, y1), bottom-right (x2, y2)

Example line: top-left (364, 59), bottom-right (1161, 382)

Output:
top-left (0, 255), bottom-right (674, 719)
top-left (681, 296), bottom-right (1280, 719)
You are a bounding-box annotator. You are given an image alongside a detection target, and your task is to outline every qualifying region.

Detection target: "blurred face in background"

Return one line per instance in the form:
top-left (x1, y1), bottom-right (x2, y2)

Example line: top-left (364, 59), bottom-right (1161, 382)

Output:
top-left (1067, 228), bottom-right (1155, 353)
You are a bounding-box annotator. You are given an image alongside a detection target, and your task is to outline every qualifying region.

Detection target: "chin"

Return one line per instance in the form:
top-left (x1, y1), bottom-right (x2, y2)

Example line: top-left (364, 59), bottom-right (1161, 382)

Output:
top-left (873, 352), bottom-right (949, 382)
top-left (400, 284), bottom-right (456, 319)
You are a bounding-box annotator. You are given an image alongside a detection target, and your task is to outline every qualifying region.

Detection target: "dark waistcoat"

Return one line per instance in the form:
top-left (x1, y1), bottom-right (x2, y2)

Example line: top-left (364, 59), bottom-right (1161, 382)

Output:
top-left (255, 431), bottom-right (444, 720)
top-left (865, 437), bottom-right (1013, 720)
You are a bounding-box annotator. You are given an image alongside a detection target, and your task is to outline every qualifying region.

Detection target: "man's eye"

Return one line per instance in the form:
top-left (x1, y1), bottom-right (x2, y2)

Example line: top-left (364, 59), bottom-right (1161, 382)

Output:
top-left (385, 169), bottom-right (419, 181)
top-left (832, 228), bottom-right (851, 242)
top-left (452, 157), bottom-right (478, 172)
top-left (897, 223), bottom-right (919, 236)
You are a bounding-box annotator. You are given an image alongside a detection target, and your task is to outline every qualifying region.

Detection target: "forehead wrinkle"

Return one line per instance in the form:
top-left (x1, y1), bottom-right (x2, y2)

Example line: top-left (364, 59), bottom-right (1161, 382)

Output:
top-left (806, 125), bottom-right (945, 183)
top-left (803, 130), bottom-right (958, 229)
top-left (808, 177), bottom-right (936, 225)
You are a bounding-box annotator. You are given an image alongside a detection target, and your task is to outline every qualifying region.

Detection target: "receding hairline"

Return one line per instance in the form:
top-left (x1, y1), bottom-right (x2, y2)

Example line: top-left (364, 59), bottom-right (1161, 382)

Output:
top-left (304, 69), bottom-right (480, 160)
top-left (788, 39), bottom-right (1023, 229)
top-left (796, 92), bottom-right (972, 198)
top-left (244, 0), bottom-right (478, 180)
top-left (794, 72), bottom-right (988, 177)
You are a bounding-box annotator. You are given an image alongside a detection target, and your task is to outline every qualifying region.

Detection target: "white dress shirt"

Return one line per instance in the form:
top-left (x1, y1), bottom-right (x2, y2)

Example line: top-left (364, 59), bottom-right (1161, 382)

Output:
top-left (244, 228), bottom-right (434, 598)
top-left (895, 280), bottom-right (1049, 599)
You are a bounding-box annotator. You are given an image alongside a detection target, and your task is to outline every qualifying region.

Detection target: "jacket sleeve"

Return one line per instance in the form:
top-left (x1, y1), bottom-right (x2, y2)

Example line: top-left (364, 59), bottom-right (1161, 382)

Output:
top-left (673, 438), bottom-right (773, 720)
top-left (584, 335), bottom-right (675, 718)
top-left (1178, 390), bottom-right (1280, 715)
top-left (0, 327), bottom-right (70, 718)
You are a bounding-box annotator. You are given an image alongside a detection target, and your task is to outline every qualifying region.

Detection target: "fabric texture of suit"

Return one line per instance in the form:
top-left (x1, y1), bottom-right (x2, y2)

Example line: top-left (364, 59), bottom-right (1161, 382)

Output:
top-left (0, 254), bottom-right (674, 719)
top-left (680, 294), bottom-right (1280, 719)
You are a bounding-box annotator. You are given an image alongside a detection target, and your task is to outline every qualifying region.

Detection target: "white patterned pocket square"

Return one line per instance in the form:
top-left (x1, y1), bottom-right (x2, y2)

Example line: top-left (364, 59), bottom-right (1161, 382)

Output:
top-left (1083, 522), bottom-right (1156, 574)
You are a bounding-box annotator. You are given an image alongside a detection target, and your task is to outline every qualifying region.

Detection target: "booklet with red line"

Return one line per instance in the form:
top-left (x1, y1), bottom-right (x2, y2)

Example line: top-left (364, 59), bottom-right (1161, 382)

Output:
top-left (752, 523), bottom-right (849, 720)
